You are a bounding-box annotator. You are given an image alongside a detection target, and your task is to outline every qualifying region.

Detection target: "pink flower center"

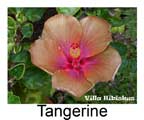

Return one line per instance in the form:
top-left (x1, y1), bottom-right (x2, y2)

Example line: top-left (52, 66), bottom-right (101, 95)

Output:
top-left (72, 59), bottom-right (80, 69)
top-left (64, 43), bottom-right (86, 70)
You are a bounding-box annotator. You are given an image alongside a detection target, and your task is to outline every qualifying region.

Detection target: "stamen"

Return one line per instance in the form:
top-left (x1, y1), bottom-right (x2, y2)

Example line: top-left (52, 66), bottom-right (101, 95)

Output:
top-left (70, 43), bottom-right (81, 58)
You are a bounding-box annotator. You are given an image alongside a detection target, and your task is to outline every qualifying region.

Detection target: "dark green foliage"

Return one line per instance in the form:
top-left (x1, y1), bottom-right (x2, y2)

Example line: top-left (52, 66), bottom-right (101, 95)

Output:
top-left (24, 8), bottom-right (46, 22)
top-left (21, 23), bottom-right (33, 38)
top-left (8, 91), bottom-right (21, 104)
top-left (8, 8), bottom-right (137, 104)
top-left (22, 66), bottom-right (51, 90)
top-left (56, 7), bottom-right (80, 15)
top-left (122, 9), bottom-right (137, 42)
top-left (110, 42), bottom-right (127, 57)
top-left (8, 16), bottom-right (17, 42)
top-left (9, 50), bottom-right (31, 64)
top-left (9, 63), bottom-right (25, 80)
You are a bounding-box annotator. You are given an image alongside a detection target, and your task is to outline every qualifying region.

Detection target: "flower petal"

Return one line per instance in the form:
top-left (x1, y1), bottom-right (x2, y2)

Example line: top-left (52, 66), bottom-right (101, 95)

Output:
top-left (29, 39), bottom-right (67, 75)
top-left (83, 46), bottom-right (121, 84)
top-left (42, 14), bottom-right (82, 45)
top-left (52, 70), bottom-right (93, 97)
top-left (80, 16), bottom-right (112, 57)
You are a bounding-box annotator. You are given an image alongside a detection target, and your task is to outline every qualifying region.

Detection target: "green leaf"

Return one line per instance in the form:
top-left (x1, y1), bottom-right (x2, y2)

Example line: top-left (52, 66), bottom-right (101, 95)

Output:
top-left (118, 25), bottom-right (125, 33)
top-left (22, 66), bottom-right (51, 90)
top-left (22, 42), bottom-right (31, 51)
top-left (9, 8), bottom-right (26, 24)
top-left (108, 17), bottom-right (124, 26)
top-left (8, 42), bottom-right (15, 54)
top-left (85, 8), bottom-right (123, 26)
top-left (9, 50), bottom-right (31, 64)
top-left (113, 8), bottom-right (121, 19)
top-left (128, 59), bottom-right (137, 73)
top-left (96, 8), bottom-right (109, 18)
top-left (9, 63), bottom-right (25, 80)
top-left (86, 8), bottom-right (109, 18)
top-left (56, 7), bottom-right (80, 15)
top-left (8, 91), bottom-right (21, 104)
top-left (64, 95), bottom-right (76, 104)
top-left (110, 42), bottom-right (127, 57)
top-left (25, 91), bottom-right (42, 103)
top-left (13, 44), bottom-right (22, 54)
top-left (8, 16), bottom-right (17, 42)
top-left (75, 9), bottom-right (83, 19)
top-left (111, 25), bottom-right (125, 34)
top-left (15, 8), bottom-right (24, 15)
top-left (24, 8), bottom-right (45, 22)
top-left (117, 9), bottom-right (136, 42)
top-left (16, 12), bottom-right (27, 24)
top-left (8, 8), bottom-right (17, 15)
top-left (21, 22), bottom-right (33, 38)
top-left (118, 56), bottom-right (128, 72)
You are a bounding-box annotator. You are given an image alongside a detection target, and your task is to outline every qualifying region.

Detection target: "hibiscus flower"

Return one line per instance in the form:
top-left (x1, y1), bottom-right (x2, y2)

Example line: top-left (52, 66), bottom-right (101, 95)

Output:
top-left (29, 14), bottom-right (121, 97)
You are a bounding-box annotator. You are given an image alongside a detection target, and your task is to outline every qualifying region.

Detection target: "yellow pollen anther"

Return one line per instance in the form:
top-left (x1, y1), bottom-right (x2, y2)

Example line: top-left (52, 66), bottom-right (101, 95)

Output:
top-left (70, 47), bottom-right (81, 58)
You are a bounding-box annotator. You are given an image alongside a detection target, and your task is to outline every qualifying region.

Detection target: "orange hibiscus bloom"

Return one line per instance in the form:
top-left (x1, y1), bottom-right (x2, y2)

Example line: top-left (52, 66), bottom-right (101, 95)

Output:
top-left (29, 14), bottom-right (121, 97)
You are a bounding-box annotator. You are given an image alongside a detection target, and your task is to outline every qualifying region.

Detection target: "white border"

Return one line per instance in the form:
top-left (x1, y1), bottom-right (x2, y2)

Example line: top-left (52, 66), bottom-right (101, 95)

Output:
top-left (0, 0), bottom-right (144, 120)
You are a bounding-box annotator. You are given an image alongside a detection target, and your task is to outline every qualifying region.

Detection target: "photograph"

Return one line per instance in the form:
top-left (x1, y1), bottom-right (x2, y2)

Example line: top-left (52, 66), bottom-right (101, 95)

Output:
top-left (8, 7), bottom-right (137, 104)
